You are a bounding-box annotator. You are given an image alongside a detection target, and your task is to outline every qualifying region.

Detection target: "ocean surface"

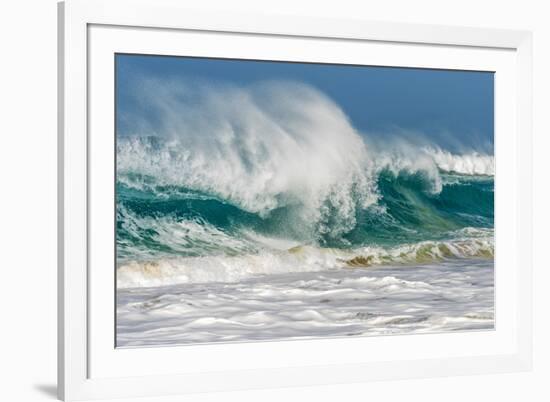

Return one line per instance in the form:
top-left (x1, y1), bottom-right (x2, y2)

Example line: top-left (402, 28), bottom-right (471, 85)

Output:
top-left (115, 84), bottom-right (494, 346)
top-left (118, 259), bottom-right (493, 346)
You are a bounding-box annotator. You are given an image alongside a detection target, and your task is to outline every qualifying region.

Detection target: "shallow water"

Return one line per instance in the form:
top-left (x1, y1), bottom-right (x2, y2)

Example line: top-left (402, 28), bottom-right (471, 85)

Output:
top-left (117, 258), bottom-right (493, 347)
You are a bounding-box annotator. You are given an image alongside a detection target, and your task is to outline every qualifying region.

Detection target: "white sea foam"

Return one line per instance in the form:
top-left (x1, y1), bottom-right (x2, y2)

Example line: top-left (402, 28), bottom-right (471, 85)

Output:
top-left (117, 259), bottom-right (494, 346)
top-left (117, 228), bottom-right (494, 288)
top-left (117, 247), bottom-right (343, 288)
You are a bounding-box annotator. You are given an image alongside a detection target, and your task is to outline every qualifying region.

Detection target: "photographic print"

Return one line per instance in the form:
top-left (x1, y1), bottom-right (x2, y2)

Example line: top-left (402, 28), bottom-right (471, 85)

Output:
top-left (115, 54), bottom-right (494, 347)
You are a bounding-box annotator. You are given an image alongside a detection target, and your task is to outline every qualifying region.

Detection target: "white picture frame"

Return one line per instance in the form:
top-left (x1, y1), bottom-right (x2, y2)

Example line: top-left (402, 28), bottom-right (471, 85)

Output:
top-left (58, 0), bottom-right (533, 400)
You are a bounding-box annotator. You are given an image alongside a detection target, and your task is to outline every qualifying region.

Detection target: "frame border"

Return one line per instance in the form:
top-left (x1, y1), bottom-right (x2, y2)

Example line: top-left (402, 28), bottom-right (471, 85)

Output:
top-left (58, 0), bottom-right (532, 400)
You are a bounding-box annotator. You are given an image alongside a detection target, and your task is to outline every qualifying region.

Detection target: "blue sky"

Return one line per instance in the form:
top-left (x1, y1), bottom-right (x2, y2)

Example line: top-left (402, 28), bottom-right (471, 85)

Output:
top-left (116, 54), bottom-right (494, 153)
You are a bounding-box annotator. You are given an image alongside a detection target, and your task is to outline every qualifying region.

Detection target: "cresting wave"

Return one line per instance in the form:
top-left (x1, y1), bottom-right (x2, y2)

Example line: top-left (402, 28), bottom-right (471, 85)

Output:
top-left (116, 80), bottom-right (494, 288)
top-left (118, 81), bottom-right (379, 240)
top-left (423, 147), bottom-right (494, 176)
top-left (117, 81), bottom-right (493, 232)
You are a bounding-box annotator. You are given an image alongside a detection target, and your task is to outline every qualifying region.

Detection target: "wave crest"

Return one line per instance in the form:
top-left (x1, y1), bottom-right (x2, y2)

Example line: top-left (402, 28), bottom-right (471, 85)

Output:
top-left (425, 147), bottom-right (494, 176)
top-left (118, 82), bottom-right (383, 240)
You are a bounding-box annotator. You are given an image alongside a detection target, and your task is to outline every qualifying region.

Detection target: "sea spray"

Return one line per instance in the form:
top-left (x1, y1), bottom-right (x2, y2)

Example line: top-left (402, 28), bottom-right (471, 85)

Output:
top-left (116, 81), bottom-right (494, 288)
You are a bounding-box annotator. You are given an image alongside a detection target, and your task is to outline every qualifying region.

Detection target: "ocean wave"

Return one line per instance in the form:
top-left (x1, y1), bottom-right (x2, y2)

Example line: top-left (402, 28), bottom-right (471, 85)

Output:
top-left (116, 204), bottom-right (259, 261)
top-left (117, 81), bottom-right (493, 241)
top-left (117, 229), bottom-right (493, 288)
top-left (424, 147), bottom-right (494, 176)
top-left (116, 169), bottom-right (493, 259)
top-left (116, 82), bottom-right (378, 241)
top-left (117, 137), bottom-right (493, 245)
top-left (115, 80), bottom-right (494, 281)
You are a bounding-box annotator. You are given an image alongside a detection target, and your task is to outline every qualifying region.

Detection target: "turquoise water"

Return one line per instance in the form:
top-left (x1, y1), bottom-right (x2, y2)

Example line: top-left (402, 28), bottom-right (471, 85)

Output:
top-left (116, 137), bottom-right (493, 274)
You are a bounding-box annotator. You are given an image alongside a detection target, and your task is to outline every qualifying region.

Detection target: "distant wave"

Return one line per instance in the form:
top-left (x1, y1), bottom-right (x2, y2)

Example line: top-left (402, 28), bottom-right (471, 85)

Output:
top-left (424, 147), bottom-right (494, 176)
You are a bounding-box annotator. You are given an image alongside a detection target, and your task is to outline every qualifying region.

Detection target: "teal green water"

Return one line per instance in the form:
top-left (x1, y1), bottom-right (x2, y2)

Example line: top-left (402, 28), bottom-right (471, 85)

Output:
top-left (116, 166), bottom-right (493, 262)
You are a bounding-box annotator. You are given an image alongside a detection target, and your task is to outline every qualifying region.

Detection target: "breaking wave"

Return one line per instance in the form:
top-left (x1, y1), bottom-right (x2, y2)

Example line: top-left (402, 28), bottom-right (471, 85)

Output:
top-left (116, 81), bottom-right (494, 288)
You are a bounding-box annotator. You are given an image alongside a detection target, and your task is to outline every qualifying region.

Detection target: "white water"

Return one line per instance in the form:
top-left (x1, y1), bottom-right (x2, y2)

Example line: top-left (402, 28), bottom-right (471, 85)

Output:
top-left (117, 259), bottom-right (494, 346)
top-left (117, 228), bottom-right (493, 288)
